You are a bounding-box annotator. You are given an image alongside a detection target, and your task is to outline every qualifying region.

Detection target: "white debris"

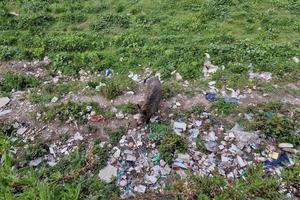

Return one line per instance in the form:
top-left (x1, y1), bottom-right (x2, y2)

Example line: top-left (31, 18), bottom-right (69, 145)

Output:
top-left (292, 56), bottom-right (299, 63)
top-left (119, 179), bottom-right (127, 187)
top-left (128, 71), bottom-right (141, 82)
top-left (0, 97), bottom-right (10, 108)
top-left (203, 53), bottom-right (219, 78)
top-left (177, 153), bottom-right (190, 162)
top-left (236, 155), bottom-right (247, 168)
top-left (74, 132), bottom-right (83, 141)
top-left (51, 96), bottom-right (58, 103)
top-left (134, 185), bottom-right (147, 193)
top-left (116, 111), bottom-right (125, 119)
top-left (249, 71), bottom-right (272, 81)
top-left (278, 143), bottom-right (293, 148)
top-left (145, 175), bottom-right (157, 184)
top-left (113, 148), bottom-right (121, 159)
top-left (17, 127), bottom-right (27, 135)
top-left (173, 121), bottom-right (187, 132)
top-left (29, 157), bottom-right (43, 167)
top-left (98, 165), bottom-right (118, 183)
top-left (0, 109), bottom-right (12, 116)
top-left (126, 155), bottom-right (137, 162)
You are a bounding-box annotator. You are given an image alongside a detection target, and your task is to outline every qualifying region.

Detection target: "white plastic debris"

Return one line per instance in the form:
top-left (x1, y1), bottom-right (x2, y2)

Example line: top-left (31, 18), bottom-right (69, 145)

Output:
top-left (203, 53), bottom-right (219, 78)
top-left (98, 164), bottom-right (117, 183)
top-left (0, 109), bottom-right (12, 117)
top-left (51, 96), bottom-right (58, 103)
top-left (249, 71), bottom-right (272, 81)
top-left (29, 157), bottom-right (43, 167)
top-left (292, 56), bottom-right (299, 63)
top-left (74, 132), bottom-right (83, 141)
top-left (17, 127), bottom-right (27, 135)
top-left (278, 143), bottom-right (293, 148)
top-left (134, 185), bottom-right (147, 193)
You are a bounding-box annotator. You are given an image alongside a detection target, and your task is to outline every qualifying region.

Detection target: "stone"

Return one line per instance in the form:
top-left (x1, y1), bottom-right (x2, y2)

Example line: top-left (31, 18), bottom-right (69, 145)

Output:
top-left (278, 143), bottom-right (293, 148)
top-left (161, 165), bottom-right (171, 175)
top-left (145, 175), bottom-right (157, 184)
top-left (173, 121), bottom-right (187, 131)
top-left (0, 97), bottom-right (10, 108)
top-left (98, 165), bottom-right (117, 183)
top-left (177, 153), bottom-right (190, 162)
top-left (236, 155), bottom-right (247, 168)
top-left (119, 179), bottom-right (127, 187)
top-left (74, 132), bottom-right (83, 141)
top-left (51, 96), bottom-right (58, 103)
top-left (17, 127), bottom-right (27, 135)
top-left (221, 155), bottom-right (231, 162)
top-left (0, 109), bottom-right (12, 116)
top-left (134, 185), bottom-right (147, 193)
top-left (173, 161), bottom-right (188, 169)
top-left (29, 157), bottom-right (43, 167)
top-left (113, 148), bottom-right (121, 159)
top-left (126, 155), bottom-right (137, 162)
top-left (292, 56), bottom-right (299, 63)
top-left (208, 131), bottom-right (217, 141)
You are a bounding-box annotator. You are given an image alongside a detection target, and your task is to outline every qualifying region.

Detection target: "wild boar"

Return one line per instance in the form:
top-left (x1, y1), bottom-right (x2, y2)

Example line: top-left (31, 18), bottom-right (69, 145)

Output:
top-left (137, 77), bottom-right (162, 124)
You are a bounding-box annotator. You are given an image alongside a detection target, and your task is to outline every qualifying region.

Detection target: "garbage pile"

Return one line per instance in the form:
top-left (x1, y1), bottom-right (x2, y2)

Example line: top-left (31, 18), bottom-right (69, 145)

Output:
top-left (98, 110), bottom-right (299, 198)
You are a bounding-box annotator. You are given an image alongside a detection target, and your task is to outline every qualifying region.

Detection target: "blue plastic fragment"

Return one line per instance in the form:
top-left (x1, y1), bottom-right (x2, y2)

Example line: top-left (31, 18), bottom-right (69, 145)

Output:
top-left (105, 68), bottom-right (113, 77)
top-left (205, 92), bottom-right (217, 102)
top-left (264, 153), bottom-right (289, 168)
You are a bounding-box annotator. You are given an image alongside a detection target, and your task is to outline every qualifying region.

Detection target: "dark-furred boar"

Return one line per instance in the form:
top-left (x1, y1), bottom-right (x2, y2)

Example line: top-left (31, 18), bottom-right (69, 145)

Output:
top-left (137, 77), bottom-right (162, 124)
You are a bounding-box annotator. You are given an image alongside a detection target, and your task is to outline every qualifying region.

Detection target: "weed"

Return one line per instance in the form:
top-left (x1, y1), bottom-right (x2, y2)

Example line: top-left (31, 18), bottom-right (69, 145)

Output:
top-left (0, 73), bottom-right (40, 95)
top-left (92, 140), bottom-right (110, 170)
top-left (148, 122), bottom-right (171, 143)
top-left (159, 133), bottom-right (187, 164)
top-left (107, 128), bottom-right (126, 146)
top-left (116, 103), bottom-right (137, 114)
top-left (162, 81), bottom-right (183, 99)
top-left (211, 99), bottom-right (237, 115)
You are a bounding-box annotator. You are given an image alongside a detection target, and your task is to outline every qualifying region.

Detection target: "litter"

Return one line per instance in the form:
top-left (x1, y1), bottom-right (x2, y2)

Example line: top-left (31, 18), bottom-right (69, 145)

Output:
top-left (105, 68), bottom-right (113, 77)
top-left (205, 92), bottom-right (217, 102)
top-left (90, 115), bottom-right (105, 122)
top-left (249, 71), bottom-right (272, 81)
top-left (203, 53), bottom-right (219, 78)
top-left (264, 153), bottom-right (290, 168)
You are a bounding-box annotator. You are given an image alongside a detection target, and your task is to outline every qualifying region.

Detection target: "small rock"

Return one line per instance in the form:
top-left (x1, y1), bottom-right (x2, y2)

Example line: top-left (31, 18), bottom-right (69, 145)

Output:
top-left (0, 109), bottom-right (12, 116)
top-left (134, 185), bottom-right (147, 193)
top-left (173, 161), bottom-right (188, 169)
top-left (278, 143), bottom-right (293, 148)
top-left (0, 97), bottom-right (10, 108)
top-left (17, 127), bottom-right (27, 135)
top-left (119, 179), bottom-right (127, 187)
top-left (177, 153), bottom-right (190, 162)
top-left (74, 132), bottom-right (83, 141)
top-left (29, 157), bottom-right (43, 167)
top-left (47, 161), bottom-right (57, 167)
top-left (51, 96), bottom-right (58, 103)
top-left (236, 155), bottom-right (247, 168)
top-left (113, 148), bottom-right (121, 159)
top-left (126, 155), bottom-right (136, 162)
top-left (98, 165), bottom-right (117, 183)
top-left (292, 56), bottom-right (299, 63)
top-left (173, 121), bottom-right (187, 131)
top-left (145, 175), bottom-right (157, 184)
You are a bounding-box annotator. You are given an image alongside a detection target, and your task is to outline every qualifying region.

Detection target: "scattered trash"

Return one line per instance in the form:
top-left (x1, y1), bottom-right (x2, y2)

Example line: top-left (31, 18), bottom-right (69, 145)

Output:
top-left (17, 127), bottom-right (27, 135)
top-left (264, 153), bottom-right (290, 168)
top-left (173, 121), bottom-right (187, 132)
top-left (128, 71), bottom-right (141, 82)
top-left (98, 164), bottom-right (118, 183)
top-left (249, 71), bottom-right (272, 81)
top-left (278, 143), bottom-right (293, 148)
top-left (51, 96), bottom-right (58, 103)
top-left (90, 115), bottom-right (105, 122)
top-left (105, 68), bottom-right (113, 77)
top-left (74, 132), bottom-right (83, 141)
top-left (203, 53), bottom-right (219, 78)
top-left (0, 109), bottom-right (12, 117)
top-left (271, 152), bottom-right (279, 160)
top-left (29, 157), bottom-right (43, 167)
top-left (134, 185), bottom-right (147, 193)
top-left (205, 92), bottom-right (217, 102)
top-left (292, 56), bottom-right (299, 63)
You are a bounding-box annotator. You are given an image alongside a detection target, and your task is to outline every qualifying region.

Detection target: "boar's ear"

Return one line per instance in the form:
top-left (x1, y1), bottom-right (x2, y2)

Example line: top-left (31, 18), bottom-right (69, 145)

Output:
top-left (137, 104), bottom-right (141, 110)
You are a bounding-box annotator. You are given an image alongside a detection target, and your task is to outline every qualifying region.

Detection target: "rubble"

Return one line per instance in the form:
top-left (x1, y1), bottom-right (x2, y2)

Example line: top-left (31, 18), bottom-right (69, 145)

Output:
top-left (98, 164), bottom-right (118, 183)
top-left (0, 97), bottom-right (10, 108)
top-left (249, 71), bottom-right (272, 81)
top-left (203, 53), bottom-right (219, 78)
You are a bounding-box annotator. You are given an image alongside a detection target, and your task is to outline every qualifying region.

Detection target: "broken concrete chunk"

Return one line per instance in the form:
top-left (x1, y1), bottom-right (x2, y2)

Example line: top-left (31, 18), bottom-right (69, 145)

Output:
top-left (29, 157), bottom-right (43, 167)
top-left (0, 109), bottom-right (12, 117)
top-left (278, 143), bottom-right (293, 148)
top-left (0, 97), bottom-right (10, 108)
top-left (98, 165), bottom-right (117, 183)
top-left (236, 155), bottom-right (247, 168)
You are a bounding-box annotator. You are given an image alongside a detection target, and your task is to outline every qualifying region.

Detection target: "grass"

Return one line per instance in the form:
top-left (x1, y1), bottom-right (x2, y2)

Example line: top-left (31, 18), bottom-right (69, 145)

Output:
top-left (41, 101), bottom-right (112, 124)
top-left (106, 128), bottom-right (126, 146)
top-left (159, 133), bottom-right (187, 164)
top-left (116, 102), bottom-right (137, 114)
top-left (0, 72), bottom-right (40, 96)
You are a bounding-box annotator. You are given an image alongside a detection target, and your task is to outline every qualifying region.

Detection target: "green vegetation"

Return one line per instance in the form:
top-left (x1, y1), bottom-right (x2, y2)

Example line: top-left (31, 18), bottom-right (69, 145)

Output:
top-left (1, 0), bottom-right (298, 85)
top-left (148, 122), bottom-right (171, 143)
top-left (41, 101), bottom-right (112, 124)
top-left (0, 125), bottom-right (119, 200)
top-left (159, 133), bottom-right (187, 164)
top-left (244, 102), bottom-right (300, 145)
top-left (116, 102), bottom-right (137, 114)
top-left (107, 128), bottom-right (126, 146)
top-left (0, 72), bottom-right (40, 96)
top-left (211, 99), bottom-right (237, 115)
top-left (171, 164), bottom-right (294, 199)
